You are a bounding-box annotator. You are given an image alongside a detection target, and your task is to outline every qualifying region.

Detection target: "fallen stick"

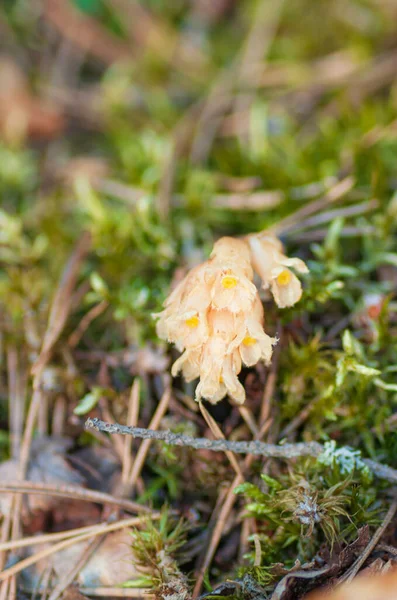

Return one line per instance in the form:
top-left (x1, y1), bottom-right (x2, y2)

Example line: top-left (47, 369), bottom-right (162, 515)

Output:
top-left (85, 418), bottom-right (397, 484)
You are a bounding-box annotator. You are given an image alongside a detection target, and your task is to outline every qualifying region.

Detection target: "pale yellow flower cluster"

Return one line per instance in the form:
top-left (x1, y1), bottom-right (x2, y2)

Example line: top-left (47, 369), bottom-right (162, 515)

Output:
top-left (155, 234), bottom-right (308, 404)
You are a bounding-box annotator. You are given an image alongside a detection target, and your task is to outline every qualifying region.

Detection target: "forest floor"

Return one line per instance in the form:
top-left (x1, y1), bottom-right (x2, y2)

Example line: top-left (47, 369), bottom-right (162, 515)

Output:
top-left (0, 1), bottom-right (397, 599)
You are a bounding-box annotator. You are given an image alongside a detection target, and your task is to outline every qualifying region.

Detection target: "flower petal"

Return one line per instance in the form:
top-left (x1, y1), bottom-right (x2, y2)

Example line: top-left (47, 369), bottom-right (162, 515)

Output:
top-left (270, 270), bottom-right (302, 308)
top-left (248, 235), bottom-right (309, 304)
top-left (211, 272), bottom-right (257, 313)
top-left (240, 341), bottom-right (262, 366)
top-left (195, 380), bottom-right (227, 404)
top-left (171, 350), bottom-right (201, 381)
top-left (277, 256), bottom-right (309, 274)
top-left (211, 237), bottom-right (252, 269)
top-left (257, 333), bottom-right (276, 364)
top-left (222, 354), bottom-right (245, 404)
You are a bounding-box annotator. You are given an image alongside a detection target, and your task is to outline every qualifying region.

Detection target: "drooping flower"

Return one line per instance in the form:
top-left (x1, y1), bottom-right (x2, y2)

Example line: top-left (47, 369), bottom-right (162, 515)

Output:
top-left (193, 310), bottom-right (246, 404)
top-left (248, 234), bottom-right (309, 308)
top-left (208, 265), bottom-right (257, 313)
top-left (171, 348), bottom-right (202, 382)
top-left (157, 309), bottom-right (209, 352)
top-left (195, 338), bottom-right (244, 405)
top-left (155, 264), bottom-right (211, 347)
top-left (162, 263), bottom-right (211, 313)
top-left (155, 238), bottom-right (255, 342)
top-left (206, 237), bottom-right (256, 313)
top-left (228, 298), bottom-right (278, 367)
top-left (155, 232), bottom-right (308, 405)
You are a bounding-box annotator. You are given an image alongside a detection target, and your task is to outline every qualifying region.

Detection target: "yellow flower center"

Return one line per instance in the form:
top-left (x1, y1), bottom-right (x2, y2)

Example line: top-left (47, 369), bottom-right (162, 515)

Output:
top-left (185, 315), bottom-right (200, 328)
top-left (219, 376), bottom-right (224, 383)
top-left (276, 269), bottom-right (291, 286)
top-left (221, 275), bottom-right (238, 289)
top-left (242, 336), bottom-right (256, 346)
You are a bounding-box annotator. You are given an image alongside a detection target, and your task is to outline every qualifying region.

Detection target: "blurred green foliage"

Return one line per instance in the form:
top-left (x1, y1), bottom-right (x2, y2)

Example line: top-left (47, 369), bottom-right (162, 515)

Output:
top-left (1, 0), bottom-right (397, 590)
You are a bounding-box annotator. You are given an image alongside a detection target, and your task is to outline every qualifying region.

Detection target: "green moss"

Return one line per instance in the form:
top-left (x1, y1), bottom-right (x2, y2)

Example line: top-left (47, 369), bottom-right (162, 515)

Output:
top-left (235, 454), bottom-right (382, 571)
top-left (1, 0), bottom-right (397, 593)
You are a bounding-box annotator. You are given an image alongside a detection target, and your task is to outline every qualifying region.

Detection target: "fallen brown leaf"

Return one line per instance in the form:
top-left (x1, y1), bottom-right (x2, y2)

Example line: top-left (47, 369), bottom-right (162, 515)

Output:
top-left (0, 437), bottom-right (84, 520)
top-left (28, 529), bottom-right (139, 588)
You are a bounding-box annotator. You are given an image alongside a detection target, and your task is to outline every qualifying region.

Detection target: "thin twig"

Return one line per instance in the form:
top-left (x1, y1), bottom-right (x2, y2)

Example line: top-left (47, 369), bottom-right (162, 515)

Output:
top-left (189, 82), bottom-right (233, 165)
top-left (7, 346), bottom-right (24, 460)
top-left (127, 386), bottom-right (171, 489)
top-left (289, 225), bottom-right (376, 243)
top-left (21, 583), bottom-right (149, 598)
top-left (259, 329), bottom-right (282, 427)
top-left (0, 521), bottom-right (117, 553)
top-left (5, 233), bottom-right (92, 578)
top-left (279, 396), bottom-right (320, 440)
top-left (267, 176), bottom-right (355, 236)
top-left (238, 406), bottom-right (259, 437)
top-left (192, 354), bottom-right (281, 596)
top-left (199, 402), bottom-right (243, 478)
top-left (284, 198), bottom-right (379, 232)
top-left (360, 460), bottom-right (397, 487)
top-left (0, 516), bottom-right (145, 583)
top-left (0, 510), bottom-right (12, 566)
top-left (239, 517), bottom-right (252, 563)
top-left (32, 231), bottom-right (91, 375)
top-left (9, 577), bottom-right (16, 600)
top-left (252, 533), bottom-right (262, 567)
top-left (233, 0), bottom-right (286, 144)
top-left (193, 472), bottom-right (243, 599)
top-left (0, 481), bottom-right (151, 514)
top-left (85, 417), bottom-right (397, 485)
top-left (0, 581), bottom-right (9, 600)
top-left (377, 543), bottom-right (397, 557)
top-left (101, 396), bottom-right (125, 461)
top-left (95, 177), bottom-right (284, 211)
top-left (340, 500), bottom-right (397, 584)
top-left (47, 534), bottom-right (105, 600)
top-left (52, 395), bottom-right (67, 436)
top-left (78, 589), bottom-right (154, 598)
top-left (121, 378), bottom-right (140, 490)
top-left (157, 103), bottom-right (202, 219)
top-left (4, 345), bottom-right (25, 600)
top-left (86, 417), bottom-right (322, 458)
top-left (32, 563), bottom-right (52, 600)
top-left (0, 510), bottom-right (12, 600)
top-left (0, 512), bottom-right (162, 554)
top-left (68, 300), bottom-right (108, 348)
top-left (190, 0), bottom-right (285, 164)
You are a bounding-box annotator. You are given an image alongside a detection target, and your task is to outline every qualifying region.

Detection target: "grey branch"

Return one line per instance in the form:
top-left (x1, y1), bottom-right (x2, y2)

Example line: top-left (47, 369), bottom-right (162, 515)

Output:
top-left (85, 417), bottom-right (397, 484)
top-left (85, 417), bottom-right (322, 458)
top-left (362, 459), bottom-right (397, 486)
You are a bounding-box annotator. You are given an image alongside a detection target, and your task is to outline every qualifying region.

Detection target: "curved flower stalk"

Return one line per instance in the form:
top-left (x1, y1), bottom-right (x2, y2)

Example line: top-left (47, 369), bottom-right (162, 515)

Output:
top-left (155, 233), bottom-right (308, 404)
